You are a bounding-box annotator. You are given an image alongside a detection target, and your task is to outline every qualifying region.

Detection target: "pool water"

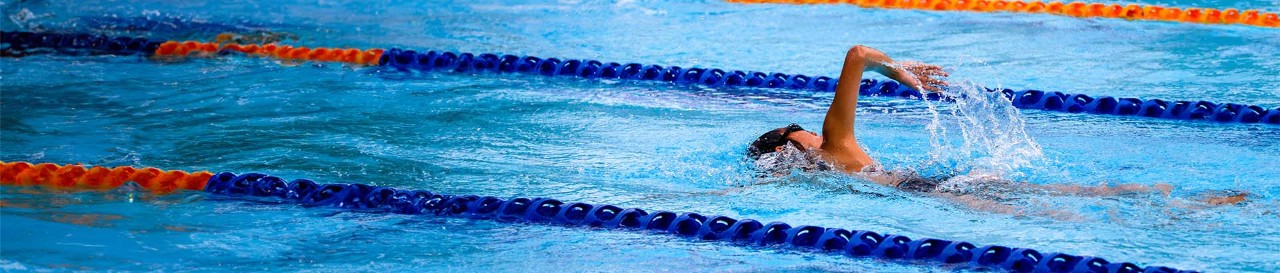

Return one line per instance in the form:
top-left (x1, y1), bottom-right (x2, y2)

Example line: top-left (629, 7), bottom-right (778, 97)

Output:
top-left (2, 0), bottom-right (1279, 272)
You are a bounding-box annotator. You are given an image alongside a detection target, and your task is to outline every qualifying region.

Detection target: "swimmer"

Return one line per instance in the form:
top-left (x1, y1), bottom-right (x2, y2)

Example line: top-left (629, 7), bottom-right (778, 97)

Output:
top-left (745, 45), bottom-right (1248, 212)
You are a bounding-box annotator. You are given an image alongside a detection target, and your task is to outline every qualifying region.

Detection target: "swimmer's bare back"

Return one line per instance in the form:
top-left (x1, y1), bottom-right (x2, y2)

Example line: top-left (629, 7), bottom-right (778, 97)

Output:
top-left (816, 45), bottom-right (947, 176)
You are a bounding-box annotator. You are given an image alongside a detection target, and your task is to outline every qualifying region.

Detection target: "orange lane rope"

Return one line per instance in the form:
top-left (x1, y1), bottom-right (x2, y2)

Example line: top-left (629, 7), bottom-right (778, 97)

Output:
top-left (0, 161), bottom-right (211, 194)
top-left (727, 0), bottom-right (1280, 28)
top-left (149, 34), bottom-right (384, 66)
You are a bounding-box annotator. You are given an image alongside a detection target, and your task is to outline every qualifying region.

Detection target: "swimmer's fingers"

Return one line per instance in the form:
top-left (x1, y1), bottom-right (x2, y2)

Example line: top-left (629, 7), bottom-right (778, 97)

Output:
top-left (900, 62), bottom-right (949, 92)
top-left (907, 75), bottom-right (943, 93)
top-left (917, 74), bottom-right (948, 92)
top-left (901, 61), bottom-right (940, 70)
top-left (885, 61), bottom-right (949, 93)
top-left (921, 66), bottom-right (948, 77)
top-left (900, 61), bottom-right (944, 72)
top-left (919, 74), bottom-right (947, 85)
top-left (907, 63), bottom-right (948, 78)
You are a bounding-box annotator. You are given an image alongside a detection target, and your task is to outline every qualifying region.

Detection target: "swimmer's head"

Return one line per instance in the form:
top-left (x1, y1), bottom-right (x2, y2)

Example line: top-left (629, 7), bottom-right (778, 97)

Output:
top-left (747, 123), bottom-right (823, 159)
top-left (748, 123), bottom-right (829, 175)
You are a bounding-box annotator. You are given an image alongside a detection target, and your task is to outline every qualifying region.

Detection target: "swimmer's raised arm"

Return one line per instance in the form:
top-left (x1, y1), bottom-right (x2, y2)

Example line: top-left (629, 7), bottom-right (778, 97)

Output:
top-left (820, 45), bottom-right (947, 170)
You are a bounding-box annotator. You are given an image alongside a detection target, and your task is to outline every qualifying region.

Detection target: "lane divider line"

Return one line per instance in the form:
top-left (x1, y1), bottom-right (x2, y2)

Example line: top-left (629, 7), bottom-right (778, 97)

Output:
top-left (3, 30), bottom-right (1277, 125)
top-left (0, 161), bottom-right (1198, 273)
top-left (727, 0), bottom-right (1280, 28)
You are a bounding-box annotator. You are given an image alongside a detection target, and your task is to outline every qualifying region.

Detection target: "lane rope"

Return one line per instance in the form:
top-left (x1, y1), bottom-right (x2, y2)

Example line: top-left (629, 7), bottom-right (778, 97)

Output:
top-left (727, 0), bottom-right (1280, 28)
top-left (154, 40), bottom-right (383, 66)
top-left (3, 30), bottom-right (1278, 125)
top-left (0, 31), bottom-right (381, 66)
top-left (0, 161), bottom-right (210, 193)
top-left (377, 47), bottom-right (1280, 124)
top-left (0, 161), bottom-right (1199, 273)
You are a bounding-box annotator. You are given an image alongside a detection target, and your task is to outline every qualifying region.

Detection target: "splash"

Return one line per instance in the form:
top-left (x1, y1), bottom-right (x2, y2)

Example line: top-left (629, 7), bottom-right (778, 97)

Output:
top-left (918, 80), bottom-right (1045, 181)
top-left (752, 144), bottom-right (832, 176)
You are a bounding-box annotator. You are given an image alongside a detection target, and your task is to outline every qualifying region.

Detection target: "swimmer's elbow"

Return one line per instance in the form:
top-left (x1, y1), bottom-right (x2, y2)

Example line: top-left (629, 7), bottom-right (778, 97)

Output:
top-left (846, 45), bottom-right (869, 60)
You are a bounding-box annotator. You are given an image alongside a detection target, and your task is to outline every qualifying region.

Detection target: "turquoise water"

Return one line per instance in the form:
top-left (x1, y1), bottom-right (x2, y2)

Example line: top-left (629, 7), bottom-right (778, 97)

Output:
top-left (3, 0), bottom-right (1279, 272)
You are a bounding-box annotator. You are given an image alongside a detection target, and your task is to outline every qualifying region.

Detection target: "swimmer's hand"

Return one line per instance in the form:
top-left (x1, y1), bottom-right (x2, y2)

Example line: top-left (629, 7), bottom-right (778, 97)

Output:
top-left (854, 46), bottom-right (948, 92)
top-left (888, 61), bottom-right (948, 93)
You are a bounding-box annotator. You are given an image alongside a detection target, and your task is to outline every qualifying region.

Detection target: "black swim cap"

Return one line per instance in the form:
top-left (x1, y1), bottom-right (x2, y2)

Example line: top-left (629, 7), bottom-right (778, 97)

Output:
top-left (748, 123), bottom-right (804, 159)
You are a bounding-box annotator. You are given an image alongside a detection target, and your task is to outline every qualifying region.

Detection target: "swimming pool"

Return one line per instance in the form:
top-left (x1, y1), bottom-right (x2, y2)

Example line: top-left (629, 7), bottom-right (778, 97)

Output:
top-left (2, 0), bottom-right (1279, 271)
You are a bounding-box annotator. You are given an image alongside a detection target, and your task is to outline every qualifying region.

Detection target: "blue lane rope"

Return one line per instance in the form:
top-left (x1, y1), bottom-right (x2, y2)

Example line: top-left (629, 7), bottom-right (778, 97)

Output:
top-left (375, 47), bottom-right (1280, 125)
top-left (203, 172), bottom-right (1198, 273)
top-left (1, 31), bottom-right (162, 56)
top-left (3, 30), bottom-right (1277, 125)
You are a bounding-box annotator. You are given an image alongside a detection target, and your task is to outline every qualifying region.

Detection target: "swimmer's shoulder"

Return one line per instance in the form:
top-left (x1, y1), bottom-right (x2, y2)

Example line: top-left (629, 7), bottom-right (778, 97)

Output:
top-left (817, 145), bottom-right (876, 174)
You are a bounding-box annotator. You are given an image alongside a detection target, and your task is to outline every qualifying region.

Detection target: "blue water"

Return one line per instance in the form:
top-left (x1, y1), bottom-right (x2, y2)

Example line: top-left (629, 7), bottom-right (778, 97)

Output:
top-left (2, 0), bottom-right (1279, 272)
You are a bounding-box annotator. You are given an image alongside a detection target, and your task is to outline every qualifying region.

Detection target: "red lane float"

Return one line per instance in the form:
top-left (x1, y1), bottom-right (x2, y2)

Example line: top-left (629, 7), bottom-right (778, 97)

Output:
top-left (728, 0), bottom-right (1280, 28)
top-left (0, 161), bottom-right (212, 193)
